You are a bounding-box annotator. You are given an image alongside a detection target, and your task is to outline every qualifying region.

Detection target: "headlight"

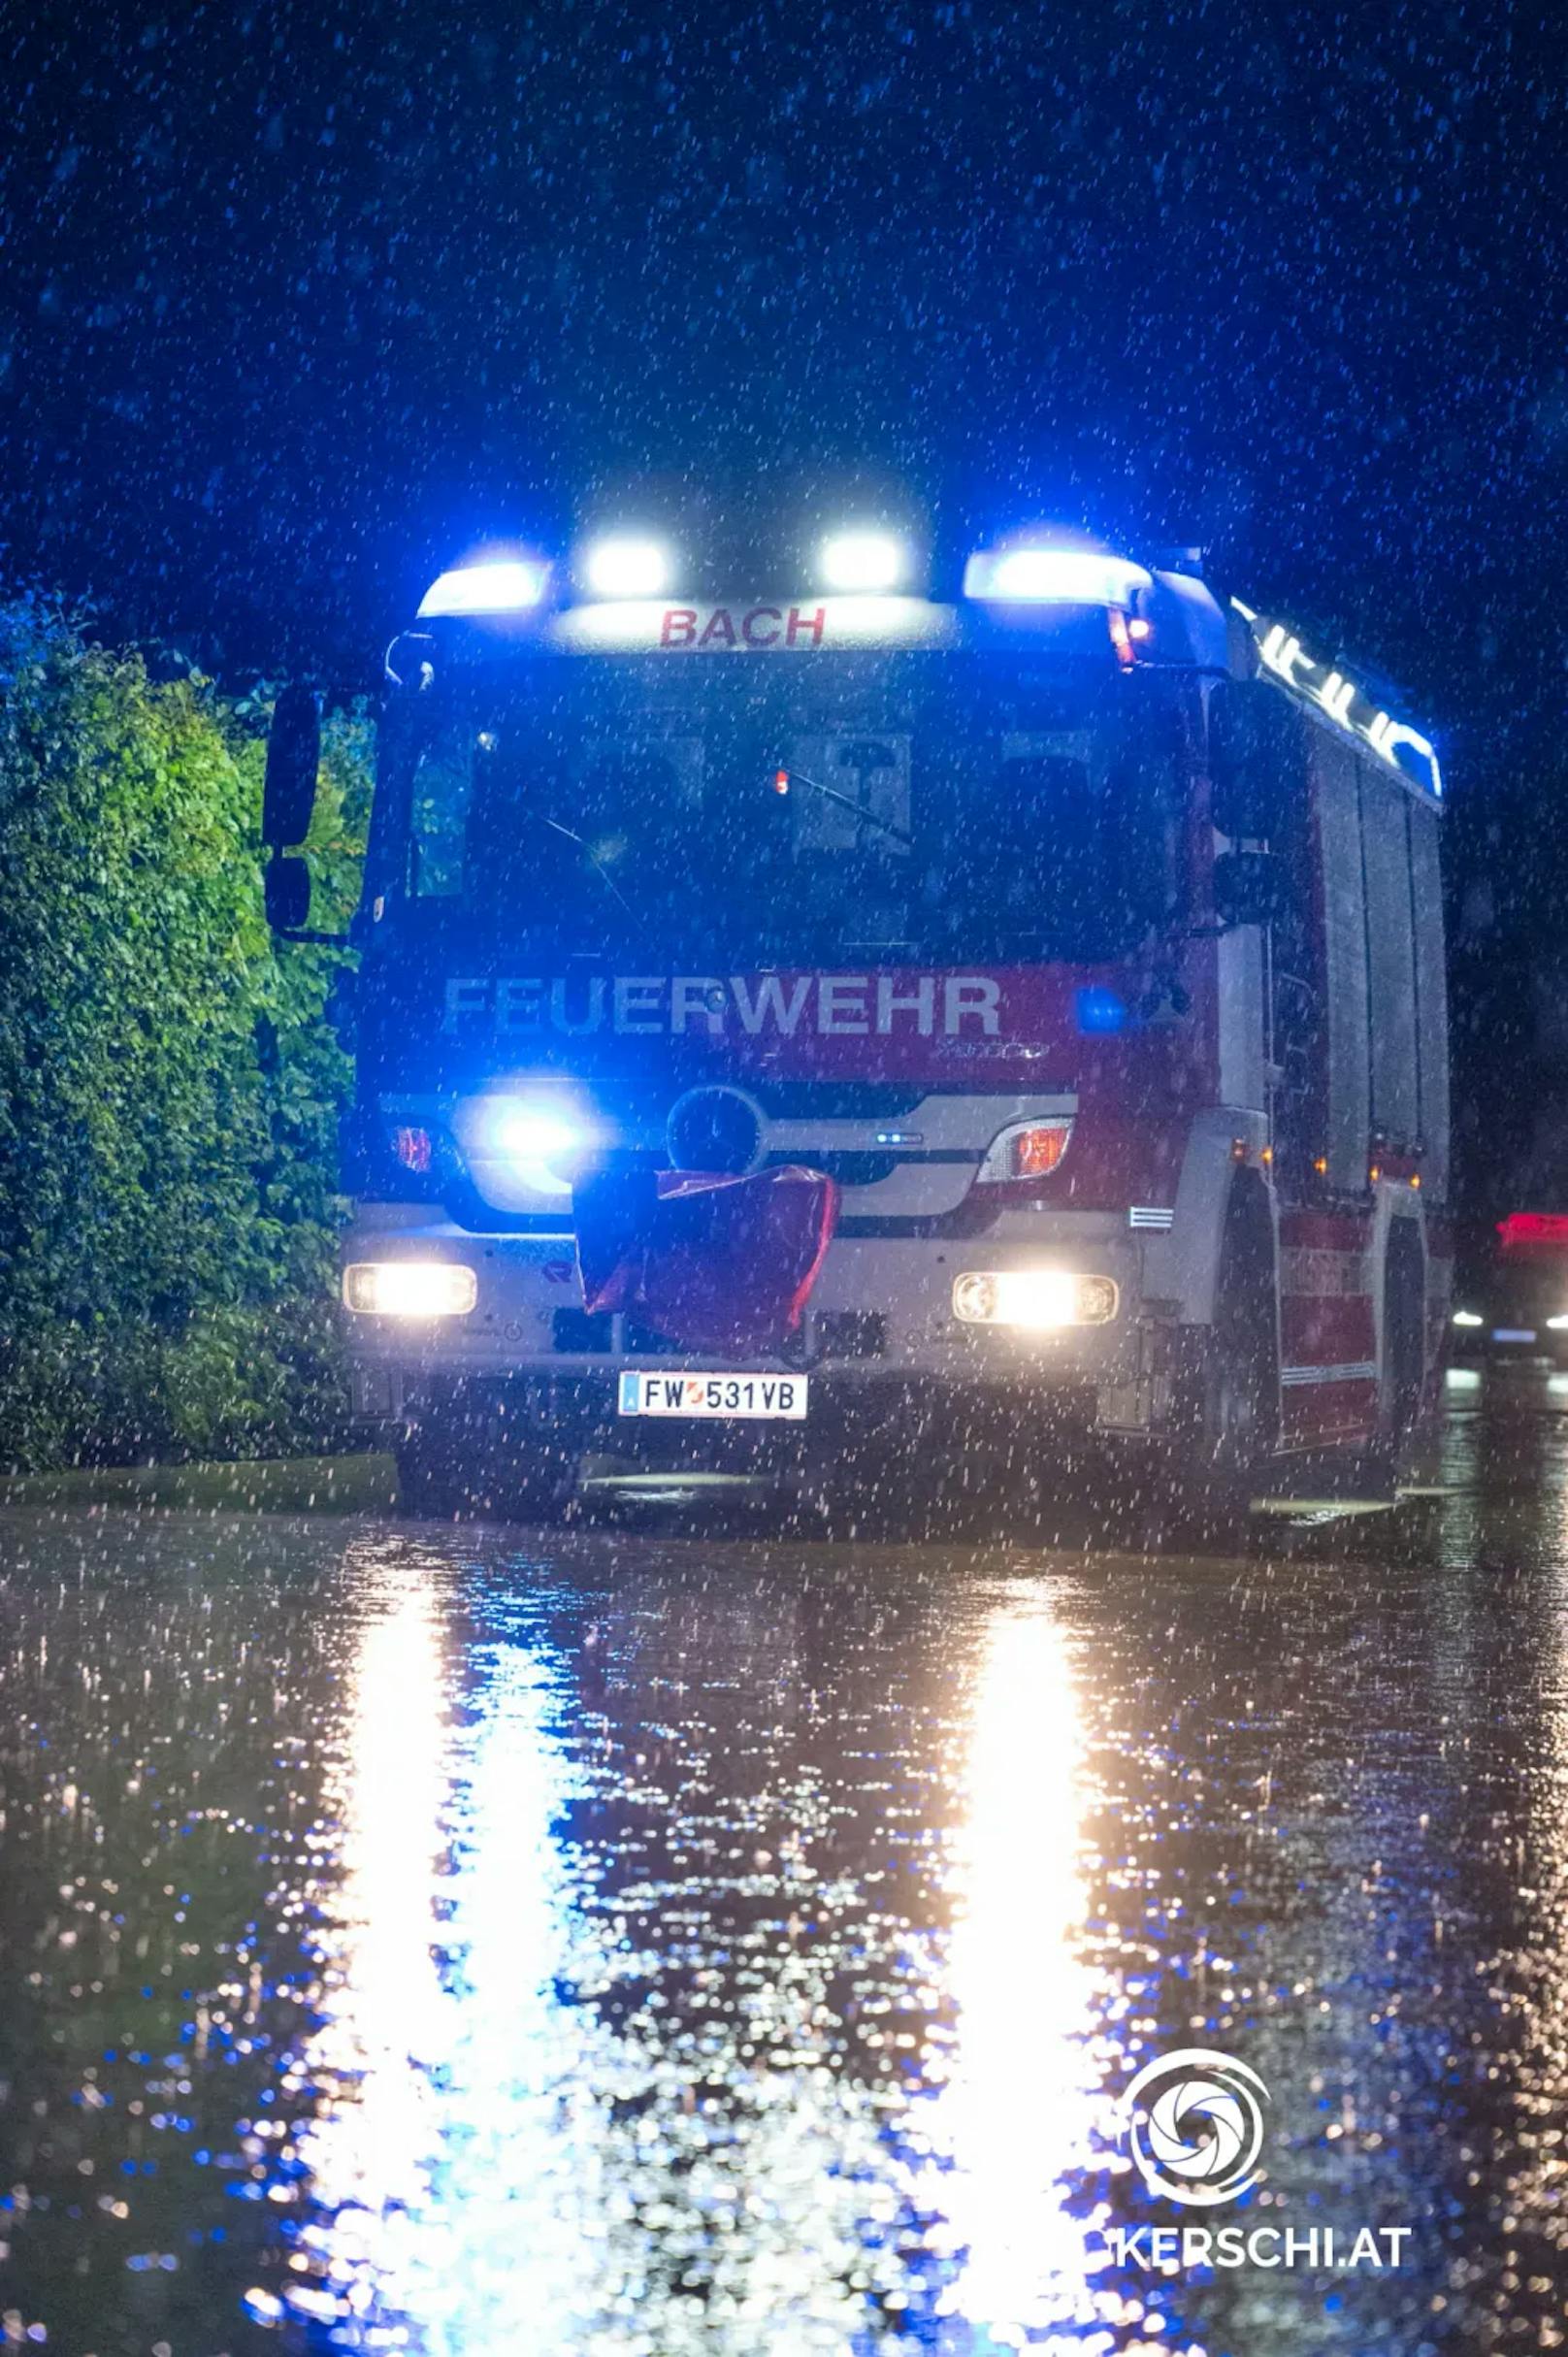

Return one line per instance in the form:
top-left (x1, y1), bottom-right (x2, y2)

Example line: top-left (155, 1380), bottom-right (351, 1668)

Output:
top-left (952, 1269), bottom-right (1118, 1328)
top-left (1451, 1310), bottom-right (1484, 1328)
top-left (1548, 1315), bottom-right (1568, 1332)
top-left (343, 1262), bottom-right (477, 1318)
top-left (975, 1117), bottom-right (1073, 1184)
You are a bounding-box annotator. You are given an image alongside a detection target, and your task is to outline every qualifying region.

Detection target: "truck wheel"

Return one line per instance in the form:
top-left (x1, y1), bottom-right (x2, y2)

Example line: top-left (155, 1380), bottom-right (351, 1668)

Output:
top-left (1188, 1179), bottom-right (1279, 1478)
top-left (1381, 1224), bottom-right (1426, 1454)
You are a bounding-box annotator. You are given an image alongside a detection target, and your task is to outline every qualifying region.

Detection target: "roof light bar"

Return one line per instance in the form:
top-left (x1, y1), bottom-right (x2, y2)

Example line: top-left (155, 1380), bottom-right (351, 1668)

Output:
top-left (1232, 601), bottom-right (1443, 799)
top-left (583, 537), bottom-right (671, 598)
top-left (417, 560), bottom-right (551, 618)
top-left (964, 547), bottom-right (1153, 606)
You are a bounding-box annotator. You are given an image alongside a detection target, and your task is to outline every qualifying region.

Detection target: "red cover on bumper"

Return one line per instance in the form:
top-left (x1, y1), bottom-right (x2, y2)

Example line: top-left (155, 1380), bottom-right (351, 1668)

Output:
top-left (573, 1164), bottom-right (839, 1358)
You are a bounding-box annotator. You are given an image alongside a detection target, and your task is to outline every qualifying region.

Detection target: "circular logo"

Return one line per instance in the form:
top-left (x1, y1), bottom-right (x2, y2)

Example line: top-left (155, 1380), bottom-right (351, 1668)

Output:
top-left (1124, 2047), bottom-right (1268, 2208)
top-left (666, 1086), bottom-right (765, 1176)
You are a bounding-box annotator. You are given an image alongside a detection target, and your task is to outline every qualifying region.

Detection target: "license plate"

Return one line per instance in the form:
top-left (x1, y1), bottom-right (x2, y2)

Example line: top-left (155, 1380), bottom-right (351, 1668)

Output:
top-left (618, 1370), bottom-right (809, 1420)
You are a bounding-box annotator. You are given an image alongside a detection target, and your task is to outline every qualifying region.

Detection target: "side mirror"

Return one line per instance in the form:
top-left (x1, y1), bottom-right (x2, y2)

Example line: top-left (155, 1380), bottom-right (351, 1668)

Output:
top-left (1213, 848), bottom-right (1288, 930)
top-left (1208, 679), bottom-right (1300, 841)
top-left (263, 684), bottom-right (322, 848)
top-left (264, 853), bottom-right (310, 933)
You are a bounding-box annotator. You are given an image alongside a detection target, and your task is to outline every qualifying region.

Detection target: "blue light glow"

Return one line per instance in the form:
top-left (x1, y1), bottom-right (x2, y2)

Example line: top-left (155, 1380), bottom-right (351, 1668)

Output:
top-left (491, 1104), bottom-right (587, 1196)
top-left (1233, 602), bottom-right (1443, 800)
top-left (964, 547), bottom-right (1153, 607)
top-left (417, 560), bottom-right (551, 618)
top-left (1074, 987), bottom-right (1127, 1034)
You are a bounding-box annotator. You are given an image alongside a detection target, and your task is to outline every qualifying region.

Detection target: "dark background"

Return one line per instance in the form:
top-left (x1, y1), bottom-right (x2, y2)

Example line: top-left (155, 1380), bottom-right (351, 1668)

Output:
top-left (4, 0), bottom-right (1565, 1215)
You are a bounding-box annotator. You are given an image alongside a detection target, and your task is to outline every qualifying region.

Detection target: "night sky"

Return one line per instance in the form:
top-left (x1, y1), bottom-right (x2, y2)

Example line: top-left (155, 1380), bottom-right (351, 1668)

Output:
top-left (4, 0), bottom-right (1566, 1206)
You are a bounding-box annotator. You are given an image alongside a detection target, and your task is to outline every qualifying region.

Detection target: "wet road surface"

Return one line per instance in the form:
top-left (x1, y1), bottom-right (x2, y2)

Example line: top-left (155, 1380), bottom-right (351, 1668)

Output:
top-left (2, 1370), bottom-right (1566, 2356)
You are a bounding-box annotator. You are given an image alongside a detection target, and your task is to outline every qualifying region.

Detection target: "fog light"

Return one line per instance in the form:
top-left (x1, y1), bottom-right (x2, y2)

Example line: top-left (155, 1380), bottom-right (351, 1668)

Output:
top-left (952, 1269), bottom-right (1118, 1328)
top-left (343, 1261), bottom-right (477, 1318)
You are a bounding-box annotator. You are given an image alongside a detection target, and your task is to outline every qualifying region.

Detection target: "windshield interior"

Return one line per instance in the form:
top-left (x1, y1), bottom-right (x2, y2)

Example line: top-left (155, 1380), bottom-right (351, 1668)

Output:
top-left (393, 651), bottom-right (1188, 965)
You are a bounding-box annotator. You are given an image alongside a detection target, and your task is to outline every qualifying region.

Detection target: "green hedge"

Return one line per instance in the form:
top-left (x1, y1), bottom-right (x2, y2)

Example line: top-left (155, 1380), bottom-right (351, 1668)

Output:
top-left (0, 595), bottom-right (368, 1471)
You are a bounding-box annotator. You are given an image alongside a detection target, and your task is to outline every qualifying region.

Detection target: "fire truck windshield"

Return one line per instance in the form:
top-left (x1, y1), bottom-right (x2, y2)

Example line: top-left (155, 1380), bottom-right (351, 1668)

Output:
top-left (396, 650), bottom-right (1185, 966)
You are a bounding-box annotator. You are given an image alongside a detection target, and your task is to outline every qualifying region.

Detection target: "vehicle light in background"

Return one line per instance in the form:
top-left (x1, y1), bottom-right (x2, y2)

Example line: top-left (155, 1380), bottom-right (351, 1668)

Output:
top-left (391, 1125), bottom-right (433, 1174)
top-left (1498, 1212), bottom-right (1568, 1251)
top-left (416, 560), bottom-right (550, 617)
top-left (583, 536), bottom-right (670, 597)
top-left (952, 1270), bottom-right (1119, 1328)
top-left (818, 530), bottom-right (905, 592)
top-left (975, 1116), bottom-right (1073, 1184)
top-left (1548, 1314), bottom-right (1568, 1331)
top-left (963, 546), bottom-right (1153, 606)
top-left (343, 1262), bottom-right (477, 1317)
top-left (1452, 1310), bottom-right (1484, 1327)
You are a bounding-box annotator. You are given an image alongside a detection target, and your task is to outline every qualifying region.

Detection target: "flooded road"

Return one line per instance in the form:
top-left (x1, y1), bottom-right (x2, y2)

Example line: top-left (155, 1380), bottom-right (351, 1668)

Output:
top-left (2, 1371), bottom-right (1566, 2356)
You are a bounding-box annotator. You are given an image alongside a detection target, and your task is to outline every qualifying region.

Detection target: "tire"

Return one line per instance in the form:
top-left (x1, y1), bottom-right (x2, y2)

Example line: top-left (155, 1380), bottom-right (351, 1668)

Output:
top-left (1381, 1224), bottom-right (1426, 1456)
top-left (395, 1409), bottom-right (578, 1523)
top-left (1147, 1184), bottom-right (1279, 1549)
top-left (1181, 1179), bottom-right (1280, 1480)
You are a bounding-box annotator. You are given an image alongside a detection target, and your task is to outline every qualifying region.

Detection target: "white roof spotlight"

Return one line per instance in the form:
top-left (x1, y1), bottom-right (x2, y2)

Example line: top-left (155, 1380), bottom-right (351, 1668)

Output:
top-left (583, 536), bottom-right (672, 598)
top-left (819, 528), bottom-right (907, 594)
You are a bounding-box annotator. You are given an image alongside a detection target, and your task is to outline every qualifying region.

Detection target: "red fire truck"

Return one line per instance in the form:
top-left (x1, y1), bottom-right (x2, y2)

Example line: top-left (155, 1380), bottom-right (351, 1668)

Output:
top-left (264, 528), bottom-right (1449, 1517)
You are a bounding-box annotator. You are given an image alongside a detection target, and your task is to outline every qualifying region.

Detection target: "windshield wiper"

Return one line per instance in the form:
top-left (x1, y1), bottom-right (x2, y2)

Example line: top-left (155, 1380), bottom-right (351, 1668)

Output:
top-left (771, 765), bottom-right (914, 849)
top-left (540, 815), bottom-right (640, 929)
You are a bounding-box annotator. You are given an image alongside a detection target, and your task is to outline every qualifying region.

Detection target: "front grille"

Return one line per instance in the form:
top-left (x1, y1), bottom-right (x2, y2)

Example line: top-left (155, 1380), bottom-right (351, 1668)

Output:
top-left (750, 1082), bottom-right (930, 1119)
top-left (768, 1149), bottom-right (900, 1186)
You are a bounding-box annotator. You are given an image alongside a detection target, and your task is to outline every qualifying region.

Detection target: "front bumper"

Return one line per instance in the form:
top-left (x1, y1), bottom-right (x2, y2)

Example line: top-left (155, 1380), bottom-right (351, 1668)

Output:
top-left (342, 1201), bottom-right (1166, 1434)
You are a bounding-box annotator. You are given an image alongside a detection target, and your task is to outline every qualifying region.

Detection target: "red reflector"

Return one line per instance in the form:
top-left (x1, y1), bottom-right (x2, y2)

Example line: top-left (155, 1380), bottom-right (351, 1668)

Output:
top-left (1011, 1122), bottom-right (1071, 1179)
top-left (1498, 1211), bottom-right (1568, 1251)
top-left (392, 1125), bottom-right (433, 1174)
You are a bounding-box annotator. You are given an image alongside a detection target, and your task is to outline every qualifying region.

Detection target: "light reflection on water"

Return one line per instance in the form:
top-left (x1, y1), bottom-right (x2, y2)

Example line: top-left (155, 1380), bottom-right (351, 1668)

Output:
top-left (910, 1602), bottom-right (1127, 2353)
top-left (259, 1568), bottom-right (1138, 2354)
top-left (8, 1411), bottom-right (1568, 2354)
top-left (278, 1570), bottom-right (616, 2347)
